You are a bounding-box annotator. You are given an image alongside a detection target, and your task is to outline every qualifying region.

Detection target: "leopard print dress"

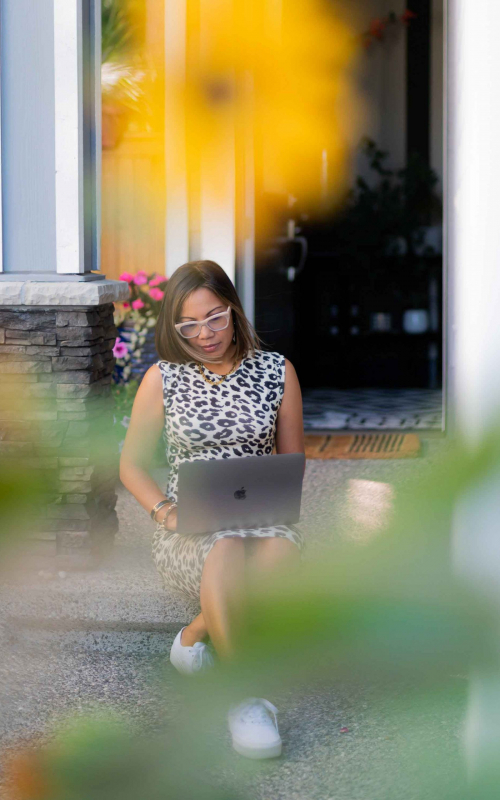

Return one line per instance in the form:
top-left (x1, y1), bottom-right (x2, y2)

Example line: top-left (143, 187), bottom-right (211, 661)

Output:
top-left (151, 348), bottom-right (305, 602)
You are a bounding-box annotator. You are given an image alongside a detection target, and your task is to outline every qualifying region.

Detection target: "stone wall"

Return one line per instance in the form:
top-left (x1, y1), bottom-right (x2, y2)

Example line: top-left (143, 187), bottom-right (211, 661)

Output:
top-left (0, 303), bottom-right (120, 567)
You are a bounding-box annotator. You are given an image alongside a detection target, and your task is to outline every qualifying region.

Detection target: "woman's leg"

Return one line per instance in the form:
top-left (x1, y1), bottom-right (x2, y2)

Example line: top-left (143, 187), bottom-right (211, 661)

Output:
top-left (180, 611), bottom-right (209, 646)
top-left (246, 537), bottom-right (301, 583)
top-left (183, 538), bottom-right (300, 651)
top-left (199, 537), bottom-right (247, 661)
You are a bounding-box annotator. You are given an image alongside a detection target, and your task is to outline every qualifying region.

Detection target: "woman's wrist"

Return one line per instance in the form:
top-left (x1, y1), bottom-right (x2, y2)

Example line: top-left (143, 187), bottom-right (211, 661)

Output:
top-left (155, 501), bottom-right (174, 524)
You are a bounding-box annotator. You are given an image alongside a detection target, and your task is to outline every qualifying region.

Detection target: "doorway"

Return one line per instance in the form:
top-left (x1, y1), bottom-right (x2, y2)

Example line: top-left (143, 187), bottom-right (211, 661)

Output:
top-left (251, 0), bottom-right (444, 433)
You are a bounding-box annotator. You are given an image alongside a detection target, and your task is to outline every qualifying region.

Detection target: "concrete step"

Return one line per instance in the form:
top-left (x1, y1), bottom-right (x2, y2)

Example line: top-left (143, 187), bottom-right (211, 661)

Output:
top-left (1, 442), bottom-right (448, 653)
top-left (0, 540), bottom-right (201, 642)
top-left (3, 619), bottom-right (179, 654)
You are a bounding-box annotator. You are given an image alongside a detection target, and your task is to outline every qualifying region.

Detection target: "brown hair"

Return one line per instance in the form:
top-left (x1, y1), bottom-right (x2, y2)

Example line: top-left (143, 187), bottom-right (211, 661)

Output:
top-left (155, 260), bottom-right (265, 365)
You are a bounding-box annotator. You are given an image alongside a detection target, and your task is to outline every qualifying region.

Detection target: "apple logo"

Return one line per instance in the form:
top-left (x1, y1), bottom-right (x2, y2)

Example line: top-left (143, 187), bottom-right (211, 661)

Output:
top-left (234, 486), bottom-right (246, 500)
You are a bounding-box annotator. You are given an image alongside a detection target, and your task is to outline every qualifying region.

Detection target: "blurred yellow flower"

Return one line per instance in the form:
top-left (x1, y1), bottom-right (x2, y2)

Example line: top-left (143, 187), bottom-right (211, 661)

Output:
top-left (188, 0), bottom-right (358, 215)
top-left (112, 0), bottom-right (362, 245)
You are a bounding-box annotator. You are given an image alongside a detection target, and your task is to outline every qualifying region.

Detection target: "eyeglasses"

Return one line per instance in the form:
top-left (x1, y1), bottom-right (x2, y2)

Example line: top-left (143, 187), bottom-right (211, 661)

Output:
top-left (174, 306), bottom-right (232, 339)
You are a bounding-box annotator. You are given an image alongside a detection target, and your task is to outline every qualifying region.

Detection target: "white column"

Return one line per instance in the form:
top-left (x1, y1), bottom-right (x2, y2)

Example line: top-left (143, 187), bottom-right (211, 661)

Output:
top-left (0, 0), bottom-right (117, 285)
top-left (199, 168), bottom-right (236, 283)
top-left (53, 0), bottom-right (85, 275)
top-left (447, 0), bottom-right (500, 784)
top-left (53, 0), bottom-right (101, 277)
top-left (197, 0), bottom-right (236, 282)
top-left (93, 0), bottom-right (102, 280)
top-left (447, 0), bottom-right (500, 441)
top-left (164, 0), bottom-right (189, 277)
top-left (163, 0), bottom-right (238, 283)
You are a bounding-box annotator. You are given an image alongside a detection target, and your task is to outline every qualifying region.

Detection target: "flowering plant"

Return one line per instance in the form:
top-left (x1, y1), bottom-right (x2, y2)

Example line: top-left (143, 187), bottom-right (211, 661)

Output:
top-left (101, 0), bottom-right (157, 146)
top-left (112, 271), bottom-right (168, 383)
top-left (361, 9), bottom-right (417, 49)
top-left (110, 379), bottom-right (138, 452)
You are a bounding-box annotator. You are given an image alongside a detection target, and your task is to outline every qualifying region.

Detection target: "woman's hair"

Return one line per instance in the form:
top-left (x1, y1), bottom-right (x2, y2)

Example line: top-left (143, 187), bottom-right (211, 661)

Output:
top-left (155, 260), bottom-right (265, 365)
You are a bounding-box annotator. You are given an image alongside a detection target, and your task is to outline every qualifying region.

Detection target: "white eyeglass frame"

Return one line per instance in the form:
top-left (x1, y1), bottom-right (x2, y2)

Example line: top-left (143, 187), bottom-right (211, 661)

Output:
top-left (174, 305), bottom-right (232, 339)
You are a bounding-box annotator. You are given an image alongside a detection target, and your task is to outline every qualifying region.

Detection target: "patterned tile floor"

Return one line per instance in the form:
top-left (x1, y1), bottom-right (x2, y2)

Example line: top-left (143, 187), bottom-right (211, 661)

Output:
top-left (302, 388), bottom-right (443, 431)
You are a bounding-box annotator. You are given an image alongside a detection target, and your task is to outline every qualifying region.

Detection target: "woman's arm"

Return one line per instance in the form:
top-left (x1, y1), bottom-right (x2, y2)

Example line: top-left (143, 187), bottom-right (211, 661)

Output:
top-left (119, 365), bottom-right (175, 527)
top-left (275, 358), bottom-right (305, 475)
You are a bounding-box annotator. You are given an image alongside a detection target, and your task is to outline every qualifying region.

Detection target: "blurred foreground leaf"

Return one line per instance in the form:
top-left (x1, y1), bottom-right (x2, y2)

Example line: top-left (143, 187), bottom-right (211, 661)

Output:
top-left (0, 458), bottom-right (54, 552)
top-left (4, 425), bottom-right (500, 799)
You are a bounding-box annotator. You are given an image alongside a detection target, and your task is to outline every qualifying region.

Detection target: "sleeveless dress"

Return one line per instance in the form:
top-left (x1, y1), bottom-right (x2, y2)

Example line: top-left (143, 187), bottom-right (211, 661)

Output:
top-left (151, 348), bottom-right (306, 602)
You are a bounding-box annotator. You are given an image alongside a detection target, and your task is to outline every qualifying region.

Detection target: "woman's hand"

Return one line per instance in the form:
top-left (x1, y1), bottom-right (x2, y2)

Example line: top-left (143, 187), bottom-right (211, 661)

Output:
top-left (157, 504), bottom-right (177, 531)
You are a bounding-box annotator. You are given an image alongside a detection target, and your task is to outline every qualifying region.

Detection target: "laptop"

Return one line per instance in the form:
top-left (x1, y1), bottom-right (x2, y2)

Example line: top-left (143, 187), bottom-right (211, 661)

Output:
top-left (176, 452), bottom-right (305, 535)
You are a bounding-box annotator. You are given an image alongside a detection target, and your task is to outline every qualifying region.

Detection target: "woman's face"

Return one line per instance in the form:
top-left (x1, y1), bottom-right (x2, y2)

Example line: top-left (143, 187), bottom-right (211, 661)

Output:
top-left (178, 287), bottom-right (234, 359)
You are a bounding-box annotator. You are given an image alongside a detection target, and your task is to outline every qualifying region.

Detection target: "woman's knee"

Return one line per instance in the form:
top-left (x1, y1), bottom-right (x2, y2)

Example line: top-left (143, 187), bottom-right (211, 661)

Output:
top-left (248, 537), bottom-right (301, 569)
top-left (211, 536), bottom-right (246, 554)
top-left (203, 537), bottom-right (246, 572)
top-left (255, 536), bottom-right (299, 555)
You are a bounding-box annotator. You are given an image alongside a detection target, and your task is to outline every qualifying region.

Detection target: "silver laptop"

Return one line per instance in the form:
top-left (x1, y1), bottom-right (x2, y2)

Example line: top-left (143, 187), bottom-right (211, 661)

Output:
top-left (176, 453), bottom-right (305, 535)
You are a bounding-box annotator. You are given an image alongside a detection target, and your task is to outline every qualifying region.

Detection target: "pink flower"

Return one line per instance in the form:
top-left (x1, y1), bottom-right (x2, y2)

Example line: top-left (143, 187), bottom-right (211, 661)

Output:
top-left (149, 288), bottom-right (165, 301)
top-left (133, 271), bottom-right (148, 285)
top-left (149, 275), bottom-right (167, 287)
top-left (122, 301), bottom-right (130, 308)
top-left (119, 272), bottom-right (135, 283)
top-left (113, 338), bottom-right (128, 358)
top-left (132, 299), bottom-right (145, 310)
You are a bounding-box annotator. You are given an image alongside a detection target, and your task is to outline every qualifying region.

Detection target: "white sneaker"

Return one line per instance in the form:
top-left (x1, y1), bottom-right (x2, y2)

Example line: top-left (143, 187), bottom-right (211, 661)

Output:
top-left (169, 626), bottom-right (215, 675)
top-left (227, 697), bottom-right (282, 759)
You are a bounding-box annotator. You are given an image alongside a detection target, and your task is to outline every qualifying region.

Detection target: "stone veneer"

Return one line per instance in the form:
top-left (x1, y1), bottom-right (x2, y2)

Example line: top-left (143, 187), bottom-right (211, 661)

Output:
top-left (0, 280), bottom-right (129, 568)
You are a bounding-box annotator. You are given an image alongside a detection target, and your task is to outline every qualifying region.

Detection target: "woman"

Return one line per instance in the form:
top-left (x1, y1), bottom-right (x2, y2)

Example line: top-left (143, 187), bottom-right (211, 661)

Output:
top-left (119, 260), bottom-right (306, 760)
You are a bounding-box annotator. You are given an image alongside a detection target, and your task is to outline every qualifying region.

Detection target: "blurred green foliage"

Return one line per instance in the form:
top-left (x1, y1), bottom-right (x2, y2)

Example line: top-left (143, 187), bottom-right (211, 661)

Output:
top-left (102, 0), bottom-right (143, 64)
top-left (4, 426), bottom-right (500, 798)
top-left (0, 458), bottom-right (55, 554)
top-left (110, 379), bottom-right (138, 423)
top-left (110, 380), bottom-right (166, 467)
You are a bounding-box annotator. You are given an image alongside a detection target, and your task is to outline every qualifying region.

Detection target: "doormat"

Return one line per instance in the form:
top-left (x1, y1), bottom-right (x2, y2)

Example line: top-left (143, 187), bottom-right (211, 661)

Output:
top-left (304, 432), bottom-right (421, 460)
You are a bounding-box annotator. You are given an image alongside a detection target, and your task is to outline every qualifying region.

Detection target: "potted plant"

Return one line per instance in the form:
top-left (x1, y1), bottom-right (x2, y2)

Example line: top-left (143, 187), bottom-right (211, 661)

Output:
top-left (329, 137), bottom-right (442, 269)
top-left (113, 271), bottom-right (168, 384)
top-left (112, 271), bottom-right (168, 462)
top-left (101, 0), bottom-right (151, 148)
top-left (302, 137), bottom-right (442, 331)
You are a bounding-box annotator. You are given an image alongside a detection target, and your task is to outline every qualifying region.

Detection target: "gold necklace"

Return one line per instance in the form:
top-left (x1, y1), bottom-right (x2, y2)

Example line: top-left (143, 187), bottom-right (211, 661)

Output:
top-left (196, 357), bottom-right (239, 386)
top-left (196, 359), bottom-right (238, 386)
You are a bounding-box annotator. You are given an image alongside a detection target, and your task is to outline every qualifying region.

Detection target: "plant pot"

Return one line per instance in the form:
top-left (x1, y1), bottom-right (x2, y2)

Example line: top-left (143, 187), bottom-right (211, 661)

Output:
top-left (370, 312), bottom-right (392, 333)
top-left (403, 309), bottom-right (429, 334)
top-left (102, 102), bottom-right (131, 150)
top-left (114, 320), bottom-right (159, 384)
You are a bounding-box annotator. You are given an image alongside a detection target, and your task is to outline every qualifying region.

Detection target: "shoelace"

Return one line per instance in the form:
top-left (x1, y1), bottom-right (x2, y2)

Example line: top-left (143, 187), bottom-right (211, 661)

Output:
top-left (237, 698), bottom-right (279, 728)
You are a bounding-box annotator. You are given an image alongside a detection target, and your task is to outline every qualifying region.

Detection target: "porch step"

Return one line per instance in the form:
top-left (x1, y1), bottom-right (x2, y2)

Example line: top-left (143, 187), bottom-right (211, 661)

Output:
top-left (0, 541), bottom-right (200, 652)
top-left (2, 618), bottom-right (179, 655)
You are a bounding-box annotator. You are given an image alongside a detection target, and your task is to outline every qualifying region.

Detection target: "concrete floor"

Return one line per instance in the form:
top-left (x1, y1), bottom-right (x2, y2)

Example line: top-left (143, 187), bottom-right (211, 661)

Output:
top-left (0, 436), bottom-right (470, 799)
top-left (0, 641), bottom-right (467, 800)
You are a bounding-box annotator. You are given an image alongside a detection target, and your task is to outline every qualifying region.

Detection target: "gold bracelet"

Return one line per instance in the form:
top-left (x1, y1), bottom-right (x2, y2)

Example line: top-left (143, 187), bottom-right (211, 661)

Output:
top-left (151, 499), bottom-right (170, 522)
top-left (154, 501), bottom-right (174, 524)
top-left (160, 502), bottom-right (178, 530)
